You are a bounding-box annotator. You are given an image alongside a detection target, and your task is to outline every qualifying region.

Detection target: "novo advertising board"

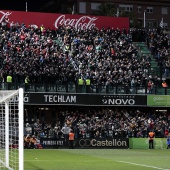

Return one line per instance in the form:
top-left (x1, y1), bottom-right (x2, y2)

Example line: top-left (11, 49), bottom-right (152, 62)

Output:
top-left (0, 10), bottom-right (129, 31)
top-left (24, 93), bottom-right (147, 106)
top-left (89, 94), bottom-right (147, 106)
top-left (147, 95), bottom-right (170, 107)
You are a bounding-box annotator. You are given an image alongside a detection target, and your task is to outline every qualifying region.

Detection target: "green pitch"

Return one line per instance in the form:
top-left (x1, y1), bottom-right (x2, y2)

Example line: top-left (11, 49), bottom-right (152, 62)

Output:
top-left (24, 149), bottom-right (170, 170)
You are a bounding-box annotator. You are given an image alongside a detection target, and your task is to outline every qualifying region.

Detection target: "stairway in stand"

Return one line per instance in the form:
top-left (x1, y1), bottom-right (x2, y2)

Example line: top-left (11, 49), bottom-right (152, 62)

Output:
top-left (133, 42), bottom-right (160, 78)
top-left (132, 42), bottom-right (170, 94)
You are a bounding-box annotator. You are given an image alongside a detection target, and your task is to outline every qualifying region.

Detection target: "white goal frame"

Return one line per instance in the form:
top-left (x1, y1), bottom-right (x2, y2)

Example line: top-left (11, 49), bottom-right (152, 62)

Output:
top-left (0, 88), bottom-right (24, 170)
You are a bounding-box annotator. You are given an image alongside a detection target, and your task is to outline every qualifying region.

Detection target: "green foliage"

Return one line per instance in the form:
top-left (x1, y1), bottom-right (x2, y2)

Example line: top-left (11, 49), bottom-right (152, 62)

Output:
top-left (118, 8), bottom-right (137, 27)
top-left (93, 2), bottom-right (116, 16)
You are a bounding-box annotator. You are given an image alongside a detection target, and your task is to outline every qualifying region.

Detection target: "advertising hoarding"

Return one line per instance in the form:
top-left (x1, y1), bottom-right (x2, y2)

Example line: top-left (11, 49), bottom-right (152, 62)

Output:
top-left (147, 95), bottom-right (170, 107)
top-left (0, 10), bottom-right (129, 31)
top-left (129, 138), bottom-right (167, 149)
top-left (40, 138), bottom-right (129, 149)
top-left (24, 93), bottom-right (147, 106)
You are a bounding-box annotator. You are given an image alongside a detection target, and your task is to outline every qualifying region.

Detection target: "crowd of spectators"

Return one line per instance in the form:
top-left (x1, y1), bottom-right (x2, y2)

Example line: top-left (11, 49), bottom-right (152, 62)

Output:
top-left (1, 16), bottom-right (170, 144)
top-left (0, 16), bottom-right (169, 89)
top-left (24, 107), bottom-right (170, 139)
top-left (146, 28), bottom-right (170, 78)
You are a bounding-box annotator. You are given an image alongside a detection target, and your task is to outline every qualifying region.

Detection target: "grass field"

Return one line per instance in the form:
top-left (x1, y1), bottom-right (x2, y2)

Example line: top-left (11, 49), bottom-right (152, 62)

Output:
top-left (24, 149), bottom-right (170, 170)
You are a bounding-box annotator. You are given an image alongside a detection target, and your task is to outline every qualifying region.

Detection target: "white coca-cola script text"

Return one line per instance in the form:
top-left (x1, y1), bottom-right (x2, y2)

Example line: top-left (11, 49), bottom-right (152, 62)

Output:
top-left (55, 15), bottom-right (98, 30)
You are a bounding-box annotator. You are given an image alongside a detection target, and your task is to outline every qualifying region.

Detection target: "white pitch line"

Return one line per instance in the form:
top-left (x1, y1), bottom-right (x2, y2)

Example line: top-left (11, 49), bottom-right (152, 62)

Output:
top-left (118, 161), bottom-right (170, 170)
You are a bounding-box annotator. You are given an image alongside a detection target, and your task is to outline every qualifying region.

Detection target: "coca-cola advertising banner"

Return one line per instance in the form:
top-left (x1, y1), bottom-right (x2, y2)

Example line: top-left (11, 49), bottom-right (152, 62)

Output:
top-left (0, 10), bottom-right (129, 30)
top-left (23, 93), bottom-right (147, 106)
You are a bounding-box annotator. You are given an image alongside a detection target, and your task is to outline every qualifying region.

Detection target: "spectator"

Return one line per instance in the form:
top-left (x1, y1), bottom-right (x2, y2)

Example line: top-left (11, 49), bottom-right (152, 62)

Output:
top-left (24, 134), bottom-right (31, 149)
top-left (30, 135), bottom-right (37, 149)
top-left (61, 124), bottom-right (71, 146)
top-left (167, 134), bottom-right (170, 149)
top-left (162, 80), bottom-right (168, 94)
top-left (24, 107), bottom-right (170, 140)
top-left (162, 80), bottom-right (168, 87)
top-left (165, 129), bottom-right (169, 137)
top-left (1, 21), bottom-right (162, 90)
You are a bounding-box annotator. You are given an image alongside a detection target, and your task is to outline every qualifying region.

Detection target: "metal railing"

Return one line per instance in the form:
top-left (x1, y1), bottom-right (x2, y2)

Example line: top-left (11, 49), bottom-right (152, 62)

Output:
top-left (1, 82), bottom-right (170, 95)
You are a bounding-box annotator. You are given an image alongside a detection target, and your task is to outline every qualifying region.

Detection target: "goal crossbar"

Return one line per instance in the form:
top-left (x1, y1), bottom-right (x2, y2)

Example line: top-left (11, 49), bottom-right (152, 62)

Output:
top-left (0, 90), bottom-right (19, 103)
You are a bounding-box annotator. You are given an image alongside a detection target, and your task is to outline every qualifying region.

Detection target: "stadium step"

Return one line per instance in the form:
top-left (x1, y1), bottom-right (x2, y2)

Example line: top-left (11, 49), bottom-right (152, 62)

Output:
top-left (133, 42), bottom-right (160, 77)
top-left (157, 88), bottom-right (170, 95)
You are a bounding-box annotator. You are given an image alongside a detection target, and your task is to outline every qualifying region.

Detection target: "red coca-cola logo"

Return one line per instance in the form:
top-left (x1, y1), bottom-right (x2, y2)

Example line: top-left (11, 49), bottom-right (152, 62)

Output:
top-left (54, 15), bottom-right (98, 30)
top-left (0, 11), bottom-right (12, 23)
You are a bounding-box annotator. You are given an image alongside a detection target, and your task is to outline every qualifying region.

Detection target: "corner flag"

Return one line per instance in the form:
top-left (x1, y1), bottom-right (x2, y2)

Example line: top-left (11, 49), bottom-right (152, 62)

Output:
top-left (72, 5), bottom-right (75, 15)
top-left (159, 18), bottom-right (163, 28)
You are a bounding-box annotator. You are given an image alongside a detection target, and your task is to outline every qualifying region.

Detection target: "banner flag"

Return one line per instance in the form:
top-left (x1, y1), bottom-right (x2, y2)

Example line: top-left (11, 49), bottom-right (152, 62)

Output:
top-left (160, 18), bottom-right (163, 28)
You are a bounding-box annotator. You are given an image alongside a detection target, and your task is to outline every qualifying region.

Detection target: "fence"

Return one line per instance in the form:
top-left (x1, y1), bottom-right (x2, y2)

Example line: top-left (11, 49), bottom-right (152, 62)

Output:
top-left (1, 82), bottom-right (170, 95)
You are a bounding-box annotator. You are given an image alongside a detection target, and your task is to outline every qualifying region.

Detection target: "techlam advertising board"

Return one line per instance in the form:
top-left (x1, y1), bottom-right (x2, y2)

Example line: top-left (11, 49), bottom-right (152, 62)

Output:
top-left (0, 10), bottom-right (129, 30)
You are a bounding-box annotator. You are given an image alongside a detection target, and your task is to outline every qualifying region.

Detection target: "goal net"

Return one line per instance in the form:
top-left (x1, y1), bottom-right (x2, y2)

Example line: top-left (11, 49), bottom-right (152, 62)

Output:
top-left (0, 89), bottom-right (24, 170)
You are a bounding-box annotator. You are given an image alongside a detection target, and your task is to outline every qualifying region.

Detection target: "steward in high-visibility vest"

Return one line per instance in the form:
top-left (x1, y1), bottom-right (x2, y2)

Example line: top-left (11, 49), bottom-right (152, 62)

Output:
top-left (78, 78), bottom-right (84, 85)
top-left (25, 76), bottom-right (29, 84)
top-left (40, 25), bottom-right (44, 32)
top-left (148, 130), bottom-right (155, 149)
top-left (7, 75), bottom-right (12, 83)
top-left (6, 75), bottom-right (12, 90)
top-left (162, 81), bottom-right (168, 87)
top-left (86, 79), bottom-right (91, 93)
top-left (65, 45), bottom-right (70, 52)
top-left (25, 76), bottom-right (30, 91)
top-left (86, 79), bottom-right (91, 85)
top-left (68, 130), bottom-right (74, 149)
top-left (69, 132), bottom-right (74, 141)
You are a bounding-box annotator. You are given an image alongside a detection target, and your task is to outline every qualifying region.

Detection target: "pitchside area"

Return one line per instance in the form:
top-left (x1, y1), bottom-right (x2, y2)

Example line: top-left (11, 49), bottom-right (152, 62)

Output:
top-left (23, 149), bottom-right (170, 170)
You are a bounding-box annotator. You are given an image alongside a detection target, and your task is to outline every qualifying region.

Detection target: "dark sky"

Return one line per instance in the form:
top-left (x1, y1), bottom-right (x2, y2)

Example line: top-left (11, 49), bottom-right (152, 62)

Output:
top-left (0, 0), bottom-right (62, 12)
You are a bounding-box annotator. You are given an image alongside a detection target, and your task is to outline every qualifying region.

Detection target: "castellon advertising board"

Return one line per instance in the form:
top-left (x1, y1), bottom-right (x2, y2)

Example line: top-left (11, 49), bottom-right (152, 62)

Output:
top-left (0, 10), bottom-right (129, 30)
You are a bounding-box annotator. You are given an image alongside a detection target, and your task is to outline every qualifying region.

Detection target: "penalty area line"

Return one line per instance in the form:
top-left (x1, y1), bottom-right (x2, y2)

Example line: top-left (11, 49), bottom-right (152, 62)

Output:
top-left (117, 161), bottom-right (170, 170)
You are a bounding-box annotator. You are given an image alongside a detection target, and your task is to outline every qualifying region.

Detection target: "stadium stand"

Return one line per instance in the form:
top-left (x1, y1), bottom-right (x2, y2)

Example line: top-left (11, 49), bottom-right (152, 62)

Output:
top-left (24, 106), bottom-right (170, 139)
top-left (0, 15), bottom-right (170, 146)
top-left (0, 16), bottom-right (169, 94)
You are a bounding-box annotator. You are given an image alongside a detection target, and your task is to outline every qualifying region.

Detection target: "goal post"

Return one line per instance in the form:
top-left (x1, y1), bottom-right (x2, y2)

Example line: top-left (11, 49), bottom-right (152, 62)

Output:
top-left (0, 88), bottom-right (24, 170)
